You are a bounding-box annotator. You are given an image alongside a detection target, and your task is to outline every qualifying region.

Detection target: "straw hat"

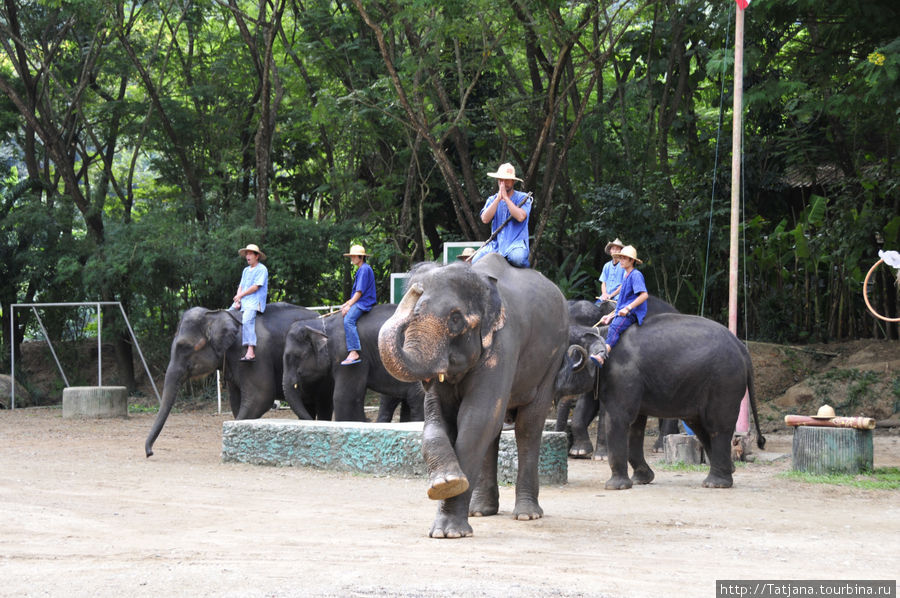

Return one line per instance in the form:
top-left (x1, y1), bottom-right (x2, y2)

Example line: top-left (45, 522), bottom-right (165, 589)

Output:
top-left (612, 245), bottom-right (642, 264)
top-left (811, 404), bottom-right (836, 419)
top-left (343, 244), bottom-right (371, 257)
top-left (486, 162), bottom-right (523, 182)
top-left (457, 247), bottom-right (477, 260)
top-left (604, 238), bottom-right (624, 255)
top-left (238, 243), bottom-right (266, 261)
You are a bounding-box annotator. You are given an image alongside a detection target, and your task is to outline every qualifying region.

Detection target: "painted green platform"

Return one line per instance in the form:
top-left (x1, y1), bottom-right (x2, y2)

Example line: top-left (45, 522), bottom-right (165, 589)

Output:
top-left (222, 419), bottom-right (567, 485)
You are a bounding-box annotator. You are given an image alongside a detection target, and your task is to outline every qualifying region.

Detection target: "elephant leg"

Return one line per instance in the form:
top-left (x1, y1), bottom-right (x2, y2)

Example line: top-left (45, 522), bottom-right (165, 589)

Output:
top-left (227, 381), bottom-right (242, 418)
top-left (604, 411), bottom-right (633, 490)
top-left (702, 427), bottom-right (735, 488)
top-left (509, 398), bottom-right (550, 521)
top-left (554, 396), bottom-right (573, 433)
top-left (470, 434), bottom-right (500, 517)
top-left (628, 414), bottom-right (655, 485)
top-left (423, 392), bottom-right (468, 503)
top-left (376, 394), bottom-right (401, 423)
top-left (399, 400), bottom-right (412, 422)
top-left (569, 392), bottom-right (598, 458)
top-left (332, 374), bottom-right (367, 421)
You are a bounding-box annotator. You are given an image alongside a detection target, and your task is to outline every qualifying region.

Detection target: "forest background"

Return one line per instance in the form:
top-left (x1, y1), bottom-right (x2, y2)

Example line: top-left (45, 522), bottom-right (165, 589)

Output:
top-left (1, 0), bottom-right (897, 393)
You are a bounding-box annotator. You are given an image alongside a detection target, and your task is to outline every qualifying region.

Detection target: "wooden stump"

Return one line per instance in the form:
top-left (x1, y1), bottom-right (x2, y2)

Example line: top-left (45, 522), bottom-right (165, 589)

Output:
top-left (791, 426), bottom-right (873, 474)
top-left (664, 433), bottom-right (703, 465)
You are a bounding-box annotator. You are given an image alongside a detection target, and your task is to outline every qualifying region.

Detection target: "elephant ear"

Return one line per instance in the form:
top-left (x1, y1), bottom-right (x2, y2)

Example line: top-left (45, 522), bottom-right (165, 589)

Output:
top-left (479, 274), bottom-right (506, 350)
top-left (208, 311), bottom-right (240, 356)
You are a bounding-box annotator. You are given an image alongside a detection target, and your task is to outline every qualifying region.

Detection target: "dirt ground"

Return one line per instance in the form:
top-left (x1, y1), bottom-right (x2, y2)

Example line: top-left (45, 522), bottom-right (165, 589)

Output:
top-left (1, 407), bottom-right (898, 598)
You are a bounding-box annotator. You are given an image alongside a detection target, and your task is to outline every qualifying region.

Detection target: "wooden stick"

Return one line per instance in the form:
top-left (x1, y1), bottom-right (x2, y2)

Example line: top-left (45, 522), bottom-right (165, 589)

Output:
top-left (784, 415), bottom-right (876, 430)
top-left (318, 309), bottom-right (341, 319)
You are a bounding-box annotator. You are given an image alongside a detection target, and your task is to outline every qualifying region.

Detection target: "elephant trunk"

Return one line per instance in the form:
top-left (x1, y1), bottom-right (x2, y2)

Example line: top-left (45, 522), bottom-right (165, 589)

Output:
top-left (282, 369), bottom-right (313, 420)
top-left (144, 365), bottom-right (184, 457)
top-left (379, 282), bottom-right (448, 383)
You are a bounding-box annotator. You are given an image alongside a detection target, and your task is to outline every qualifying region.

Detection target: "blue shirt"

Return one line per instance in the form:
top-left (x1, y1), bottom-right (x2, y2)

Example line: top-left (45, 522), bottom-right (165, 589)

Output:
top-left (239, 263), bottom-right (268, 313)
top-left (616, 268), bottom-right (648, 324)
top-left (352, 262), bottom-right (377, 311)
top-left (479, 189), bottom-right (532, 260)
top-left (599, 260), bottom-right (625, 295)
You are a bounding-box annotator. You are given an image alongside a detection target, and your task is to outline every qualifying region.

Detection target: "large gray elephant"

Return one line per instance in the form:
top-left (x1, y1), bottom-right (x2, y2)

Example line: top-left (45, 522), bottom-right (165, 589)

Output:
top-left (378, 253), bottom-right (569, 539)
top-left (555, 312), bottom-right (766, 489)
top-left (557, 297), bottom-right (679, 458)
top-left (282, 304), bottom-right (424, 422)
top-left (145, 302), bottom-right (329, 457)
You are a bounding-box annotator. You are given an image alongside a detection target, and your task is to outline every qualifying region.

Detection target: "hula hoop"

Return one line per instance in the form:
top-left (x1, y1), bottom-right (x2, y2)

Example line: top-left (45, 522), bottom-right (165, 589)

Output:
top-left (862, 259), bottom-right (900, 322)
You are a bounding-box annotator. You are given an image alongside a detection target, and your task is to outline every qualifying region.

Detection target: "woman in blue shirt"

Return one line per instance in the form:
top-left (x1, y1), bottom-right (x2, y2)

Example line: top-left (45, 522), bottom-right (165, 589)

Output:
top-left (340, 244), bottom-right (377, 365)
top-left (591, 245), bottom-right (648, 367)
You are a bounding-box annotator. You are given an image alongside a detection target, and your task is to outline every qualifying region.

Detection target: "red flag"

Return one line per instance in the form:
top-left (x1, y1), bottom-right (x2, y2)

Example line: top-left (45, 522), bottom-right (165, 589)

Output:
top-left (735, 0), bottom-right (749, 9)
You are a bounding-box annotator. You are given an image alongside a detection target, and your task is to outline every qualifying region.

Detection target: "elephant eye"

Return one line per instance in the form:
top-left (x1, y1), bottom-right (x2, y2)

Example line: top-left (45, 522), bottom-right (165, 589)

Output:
top-left (448, 310), bottom-right (465, 334)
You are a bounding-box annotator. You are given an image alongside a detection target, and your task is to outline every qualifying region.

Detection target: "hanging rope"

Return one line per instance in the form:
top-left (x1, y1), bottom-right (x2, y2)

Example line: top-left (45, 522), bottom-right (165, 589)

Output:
top-left (700, 4), bottom-right (733, 317)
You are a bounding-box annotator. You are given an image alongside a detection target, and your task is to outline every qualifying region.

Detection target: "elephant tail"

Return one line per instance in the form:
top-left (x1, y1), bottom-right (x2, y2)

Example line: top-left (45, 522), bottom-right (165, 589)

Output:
top-left (746, 363), bottom-right (766, 450)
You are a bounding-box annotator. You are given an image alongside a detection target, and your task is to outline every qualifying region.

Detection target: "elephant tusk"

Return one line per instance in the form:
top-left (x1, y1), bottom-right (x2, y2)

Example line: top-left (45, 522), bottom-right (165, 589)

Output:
top-left (293, 383), bottom-right (298, 389)
top-left (439, 373), bottom-right (445, 383)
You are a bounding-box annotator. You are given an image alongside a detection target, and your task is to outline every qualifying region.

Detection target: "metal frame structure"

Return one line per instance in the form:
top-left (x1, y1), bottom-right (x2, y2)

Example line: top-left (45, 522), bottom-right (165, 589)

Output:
top-left (8, 302), bottom-right (160, 409)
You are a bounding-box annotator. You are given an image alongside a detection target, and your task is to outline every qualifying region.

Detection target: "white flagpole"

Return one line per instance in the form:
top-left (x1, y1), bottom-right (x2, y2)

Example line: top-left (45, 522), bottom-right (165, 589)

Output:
top-left (732, 4), bottom-right (750, 435)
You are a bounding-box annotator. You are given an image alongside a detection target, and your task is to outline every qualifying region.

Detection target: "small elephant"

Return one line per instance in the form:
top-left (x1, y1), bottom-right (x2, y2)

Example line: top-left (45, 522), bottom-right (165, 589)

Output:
top-left (379, 253), bottom-right (569, 539)
top-left (555, 313), bottom-right (766, 489)
top-left (282, 304), bottom-right (424, 422)
top-left (557, 296), bottom-right (679, 458)
top-left (145, 302), bottom-right (329, 457)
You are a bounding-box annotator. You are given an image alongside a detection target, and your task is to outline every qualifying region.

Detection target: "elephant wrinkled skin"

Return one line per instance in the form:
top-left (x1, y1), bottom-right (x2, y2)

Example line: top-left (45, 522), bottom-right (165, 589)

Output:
top-left (145, 303), bottom-right (327, 457)
top-left (378, 253), bottom-right (568, 539)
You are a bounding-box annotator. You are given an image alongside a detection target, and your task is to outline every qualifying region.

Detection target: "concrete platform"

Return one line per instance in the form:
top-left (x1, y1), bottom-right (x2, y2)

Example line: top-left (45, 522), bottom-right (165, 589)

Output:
top-left (222, 419), bottom-right (567, 485)
top-left (62, 386), bottom-right (128, 418)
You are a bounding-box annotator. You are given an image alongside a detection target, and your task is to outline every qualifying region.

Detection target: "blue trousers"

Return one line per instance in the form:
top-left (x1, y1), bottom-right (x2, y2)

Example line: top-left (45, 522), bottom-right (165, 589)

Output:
top-left (605, 313), bottom-right (637, 349)
top-left (470, 246), bottom-right (530, 268)
top-left (343, 304), bottom-right (366, 352)
top-left (241, 309), bottom-right (258, 347)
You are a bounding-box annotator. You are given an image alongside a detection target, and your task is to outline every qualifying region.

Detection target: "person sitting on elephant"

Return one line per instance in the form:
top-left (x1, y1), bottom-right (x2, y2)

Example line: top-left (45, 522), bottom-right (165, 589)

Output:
top-left (596, 237), bottom-right (625, 305)
top-left (591, 245), bottom-right (648, 367)
top-left (232, 243), bottom-right (268, 362)
top-left (470, 162), bottom-right (532, 268)
top-left (340, 244), bottom-right (377, 366)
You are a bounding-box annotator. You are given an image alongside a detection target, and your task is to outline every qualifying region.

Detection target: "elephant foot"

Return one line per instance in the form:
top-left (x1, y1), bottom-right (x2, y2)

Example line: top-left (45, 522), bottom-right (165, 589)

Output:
top-left (631, 466), bottom-right (655, 485)
top-left (429, 514), bottom-right (473, 539)
top-left (591, 453), bottom-right (607, 462)
top-left (427, 473), bottom-right (470, 501)
top-left (701, 471), bottom-right (734, 488)
top-left (469, 490), bottom-right (499, 517)
top-left (651, 438), bottom-right (664, 453)
top-left (568, 448), bottom-right (592, 459)
top-left (604, 475), bottom-right (633, 490)
top-left (512, 498), bottom-right (543, 521)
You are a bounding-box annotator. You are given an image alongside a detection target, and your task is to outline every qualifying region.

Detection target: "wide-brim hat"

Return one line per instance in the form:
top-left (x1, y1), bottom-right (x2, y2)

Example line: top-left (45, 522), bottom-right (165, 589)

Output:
top-left (604, 238), bottom-right (625, 255)
top-left (343, 244), bottom-right (371, 257)
top-left (457, 247), bottom-right (477, 260)
top-left (612, 245), bottom-right (642, 264)
top-left (238, 243), bottom-right (266, 260)
top-left (810, 404), bottom-right (836, 419)
top-left (486, 162), bottom-right (523, 182)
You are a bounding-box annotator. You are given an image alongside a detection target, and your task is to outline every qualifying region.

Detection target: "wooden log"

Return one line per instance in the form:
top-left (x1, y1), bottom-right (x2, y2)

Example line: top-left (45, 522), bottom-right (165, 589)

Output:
top-left (791, 426), bottom-right (873, 474)
top-left (784, 415), bottom-right (876, 430)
